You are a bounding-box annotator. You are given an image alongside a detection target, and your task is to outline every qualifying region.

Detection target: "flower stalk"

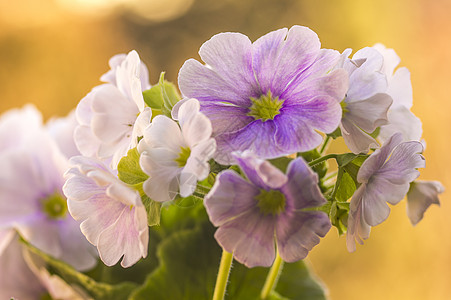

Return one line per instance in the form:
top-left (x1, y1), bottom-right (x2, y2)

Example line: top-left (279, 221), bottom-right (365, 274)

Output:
top-left (260, 251), bottom-right (284, 299)
top-left (212, 249), bottom-right (234, 300)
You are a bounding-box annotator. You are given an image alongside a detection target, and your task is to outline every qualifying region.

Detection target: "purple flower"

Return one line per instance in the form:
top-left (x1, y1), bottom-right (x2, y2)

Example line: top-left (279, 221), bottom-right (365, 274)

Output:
top-left (179, 26), bottom-right (348, 164)
top-left (0, 107), bottom-right (97, 271)
top-left (204, 151), bottom-right (330, 267)
top-left (406, 180), bottom-right (444, 226)
top-left (346, 133), bottom-right (425, 252)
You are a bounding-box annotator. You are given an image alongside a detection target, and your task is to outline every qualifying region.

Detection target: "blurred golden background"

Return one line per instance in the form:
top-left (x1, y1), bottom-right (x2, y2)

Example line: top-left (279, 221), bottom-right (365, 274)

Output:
top-left (0, 0), bottom-right (449, 299)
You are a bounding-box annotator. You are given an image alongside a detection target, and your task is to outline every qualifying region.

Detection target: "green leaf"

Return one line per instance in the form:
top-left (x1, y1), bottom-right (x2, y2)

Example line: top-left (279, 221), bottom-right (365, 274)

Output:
top-left (143, 86), bottom-right (164, 109)
top-left (130, 220), bottom-right (326, 300)
top-left (335, 172), bottom-right (356, 202)
top-left (335, 153), bottom-right (358, 167)
top-left (117, 148), bottom-right (148, 185)
top-left (24, 242), bottom-right (138, 300)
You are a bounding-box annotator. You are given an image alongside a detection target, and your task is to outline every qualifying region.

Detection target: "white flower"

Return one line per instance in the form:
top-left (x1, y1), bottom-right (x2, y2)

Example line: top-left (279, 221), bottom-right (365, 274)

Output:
top-left (337, 47), bottom-right (393, 154)
top-left (138, 98), bottom-right (216, 202)
top-left (407, 180), bottom-right (444, 225)
top-left (373, 44), bottom-right (423, 143)
top-left (0, 107), bottom-right (97, 271)
top-left (346, 133), bottom-right (425, 252)
top-left (74, 50), bottom-right (152, 167)
top-left (63, 156), bottom-right (148, 268)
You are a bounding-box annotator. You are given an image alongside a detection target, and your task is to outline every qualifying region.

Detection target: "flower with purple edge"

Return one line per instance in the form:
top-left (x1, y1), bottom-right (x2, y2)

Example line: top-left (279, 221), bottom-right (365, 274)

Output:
top-left (204, 151), bottom-right (331, 268)
top-left (336, 47), bottom-right (393, 154)
top-left (346, 132), bottom-right (425, 252)
top-left (406, 180), bottom-right (444, 226)
top-left (63, 156), bottom-right (148, 268)
top-left (74, 50), bottom-right (152, 168)
top-left (178, 26), bottom-right (348, 164)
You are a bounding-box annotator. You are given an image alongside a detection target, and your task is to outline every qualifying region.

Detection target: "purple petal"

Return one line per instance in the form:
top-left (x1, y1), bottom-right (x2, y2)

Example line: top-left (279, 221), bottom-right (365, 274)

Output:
top-left (407, 180), bottom-right (444, 225)
top-left (377, 140), bottom-right (424, 184)
top-left (281, 67), bottom-right (348, 105)
top-left (214, 120), bottom-right (280, 164)
top-left (276, 211), bottom-right (330, 262)
top-left (200, 102), bottom-right (253, 136)
top-left (346, 186), bottom-right (371, 252)
top-left (204, 170), bottom-right (259, 227)
top-left (252, 26), bottom-right (320, 95)
top-left (233, 151), bottom-right (287, 190)
top-left (357, 132), bottom-right (404, 183)
top-left (214, 207), bottom-right (276, 268)
top-left (281, 158), bottom-right (326, 210)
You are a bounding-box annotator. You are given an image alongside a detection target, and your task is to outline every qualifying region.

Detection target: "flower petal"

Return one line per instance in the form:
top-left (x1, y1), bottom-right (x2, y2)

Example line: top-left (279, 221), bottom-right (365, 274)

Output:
top-left (233, 150), bottom-right (288, 190)
top-left (276, 211), bottom-right (330, 262)
top-left (204, 170), bottom-right (260, 227)
top-left (407, 180), bottom-right (444, 225)
top-left (214, 207), bottom-right (276, 268)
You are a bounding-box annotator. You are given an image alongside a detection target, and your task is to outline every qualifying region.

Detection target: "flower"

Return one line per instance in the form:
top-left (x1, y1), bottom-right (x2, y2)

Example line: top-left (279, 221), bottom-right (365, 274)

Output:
top-left (46, 110), bottom-right (80, 159)
top-left (346, 133), bottom-right (425, 252)
top-left (178, 26), bottom-right (348, 164)
top-left (0, 230), bottom-right (47, 299)
top-left (406, 180), bottom-right (444, 225)
top-left (337, 48), bottom-right (393, 153)
top-left (63, 156), bottom-right (148, 268)
top-left (204, 151), bottom-right (330, 268)
top-left (373, 44), bottom-right (423, 143)
top-left (74, 50), bottom-right (152, 167)
top-left (0, 107), bottom-right (97, 271)
top-left (138, 98), bottom-right (216, 202)
top-left (0, 231), bottom-right (89, 300)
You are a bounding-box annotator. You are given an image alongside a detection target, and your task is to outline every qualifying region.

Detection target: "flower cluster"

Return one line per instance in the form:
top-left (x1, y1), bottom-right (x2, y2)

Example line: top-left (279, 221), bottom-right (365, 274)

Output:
top-left (0, 25), bottom-right (443, 299)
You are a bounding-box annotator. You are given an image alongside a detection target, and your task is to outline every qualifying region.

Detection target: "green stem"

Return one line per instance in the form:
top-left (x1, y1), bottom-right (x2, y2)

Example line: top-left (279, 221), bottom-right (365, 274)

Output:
top-left (212, 249), bottom-right (233, 300)
top-left (319, 136), bottom-right (331, 154)
top-left (260, 251), bottom-right (284, 299)
top-left (308, 154), bottom-right (337, 167)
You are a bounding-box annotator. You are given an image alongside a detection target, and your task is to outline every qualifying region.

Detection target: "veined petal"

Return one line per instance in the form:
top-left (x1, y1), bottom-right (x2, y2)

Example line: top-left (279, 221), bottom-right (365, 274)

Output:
top-left (282, 158), bottom-right (326, 210)
top-left (97, 205), bottom-right (148, 268)
top-left (252, 26), bottom-right (320, 95)
top-left (276, 211), bottom-right (330, 262)
top-left (346, 185), bottom-right (371, 252)
top-left (345, 93), bottom-right (392, 132)
top-left (204, 170), bottom-right (259, 227)
top-left (340, 119), bottom-right (379, 154)
top-left (138, 115), bottom-right (185, 154)
top-left (214, 207), bottom-right (277, 268)
top-left (379, 106), bottom-right (423, 143)
top-left (233, 151), bottom-right (287, 190)
top-left (179, 100), bottom-right (213, 147)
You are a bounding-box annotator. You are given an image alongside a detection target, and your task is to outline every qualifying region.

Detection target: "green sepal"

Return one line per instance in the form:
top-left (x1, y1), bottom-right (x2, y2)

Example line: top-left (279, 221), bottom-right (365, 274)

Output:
top-left (117, 148), bottom-right (148, 185)
top-left (369, 127), bottom-right (380, 139)
top-left (269, 156), bottom-right (293, 173)
top-left (141, 194), bottom-right (162, 227)
top-left (142, 72), bottom-right (181, 118)
top-left (327, 127), bottom-right (342, 139)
